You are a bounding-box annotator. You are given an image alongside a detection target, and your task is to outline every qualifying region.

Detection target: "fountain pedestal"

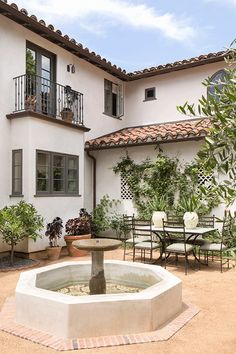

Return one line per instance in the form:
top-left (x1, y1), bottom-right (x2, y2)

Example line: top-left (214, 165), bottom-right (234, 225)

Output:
top-left (75, 238), bottom-right (122, 295)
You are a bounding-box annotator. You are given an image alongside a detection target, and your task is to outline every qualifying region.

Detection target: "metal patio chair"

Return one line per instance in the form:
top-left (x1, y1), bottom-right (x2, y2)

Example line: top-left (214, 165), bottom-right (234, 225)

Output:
top-left (133, 218), bottom-right (161, 263)
top-left (199, 213), bottom-right (234, 272)
top-left (163, 219), bottom-right (195, 275)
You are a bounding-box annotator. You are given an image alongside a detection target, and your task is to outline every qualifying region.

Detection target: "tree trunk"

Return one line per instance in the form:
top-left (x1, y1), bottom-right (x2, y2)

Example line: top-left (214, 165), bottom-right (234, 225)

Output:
top-left (10, 242), bottom-right (14, 266)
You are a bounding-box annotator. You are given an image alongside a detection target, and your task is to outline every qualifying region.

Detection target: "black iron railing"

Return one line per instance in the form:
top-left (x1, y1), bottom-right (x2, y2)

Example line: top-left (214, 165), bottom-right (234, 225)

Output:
top-left (13, 74), bottom-right (84, 125)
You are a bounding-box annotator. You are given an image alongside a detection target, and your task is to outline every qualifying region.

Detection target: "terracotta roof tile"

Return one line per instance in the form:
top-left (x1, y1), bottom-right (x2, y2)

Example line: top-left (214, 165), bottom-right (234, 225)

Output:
top-left (85, 119), bottom-right (211, 150)
top-left (0, 1), bottom-right (228, 81)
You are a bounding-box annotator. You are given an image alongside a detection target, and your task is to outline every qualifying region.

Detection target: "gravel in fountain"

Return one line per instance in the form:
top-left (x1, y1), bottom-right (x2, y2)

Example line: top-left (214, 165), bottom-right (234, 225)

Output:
top-left (56, 282), bottom-right (142, 296)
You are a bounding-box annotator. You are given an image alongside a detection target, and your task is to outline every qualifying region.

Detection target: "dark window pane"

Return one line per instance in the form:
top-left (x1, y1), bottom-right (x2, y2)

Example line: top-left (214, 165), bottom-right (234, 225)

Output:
top-left (68, 181), bottom-right (77, 193)
top-left (54, 155), bottom-right (64, 167)
top-left (12, 150), bottom-right (22, 195)
top-left (37, 179), bottom-right (49, 192)
top-left (26, 48), bottom-right (36, 75)
top-left (41, 55), bottom-right (50, 72)
top-left (53, 180), bottom-right (64, 192)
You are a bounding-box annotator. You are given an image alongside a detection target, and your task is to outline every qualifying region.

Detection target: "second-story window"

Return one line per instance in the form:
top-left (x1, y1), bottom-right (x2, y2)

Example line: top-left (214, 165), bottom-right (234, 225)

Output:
top-left (207, 69), bottom-right (227, 101)
top-left (104, 79), bottom-right (124, 118)
top-left (26, 42), bottom-right (56, 115)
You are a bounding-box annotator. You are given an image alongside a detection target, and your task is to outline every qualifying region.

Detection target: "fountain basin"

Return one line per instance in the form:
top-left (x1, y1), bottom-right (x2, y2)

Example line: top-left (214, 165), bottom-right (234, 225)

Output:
top-left (15, 261), bottom-right (182, 339)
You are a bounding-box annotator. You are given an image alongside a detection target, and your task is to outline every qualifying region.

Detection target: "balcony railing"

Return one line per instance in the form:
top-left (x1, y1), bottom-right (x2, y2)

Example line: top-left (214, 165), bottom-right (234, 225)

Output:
top-left (13, 74), bottom-right (84, 125)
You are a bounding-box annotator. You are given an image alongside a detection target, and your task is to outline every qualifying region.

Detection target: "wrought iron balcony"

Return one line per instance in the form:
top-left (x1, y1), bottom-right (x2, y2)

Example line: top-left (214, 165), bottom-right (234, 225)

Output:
top-left (13, 74), bottom-right (84, 125)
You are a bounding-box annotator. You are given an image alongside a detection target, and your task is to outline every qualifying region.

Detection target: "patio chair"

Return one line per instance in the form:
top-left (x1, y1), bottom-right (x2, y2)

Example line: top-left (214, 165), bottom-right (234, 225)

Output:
top-left (122, 214), bottom-right (134, 260)
top-left (188, 215), bottom-right (215, 246)
top-left (133, 219), bottom-right (160, 263)
top-left (199, 213), bottom-right (234, 272)
top-left (163, 220), bottom-right (195, 275)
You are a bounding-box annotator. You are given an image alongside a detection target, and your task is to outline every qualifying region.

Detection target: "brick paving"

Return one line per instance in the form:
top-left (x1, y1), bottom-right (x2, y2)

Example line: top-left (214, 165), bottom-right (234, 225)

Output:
top-left (0, 296), bottom-right (199, 351)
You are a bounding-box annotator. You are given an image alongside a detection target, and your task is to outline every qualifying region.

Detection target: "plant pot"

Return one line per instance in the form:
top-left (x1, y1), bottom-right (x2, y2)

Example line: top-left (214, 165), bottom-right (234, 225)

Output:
top-left (46, 246), bottom-right (62, 260)
top-left (64, 234), bottom-right (91, 257)
top-left (61, 110), bottom-right (74, 123)
top-left (152, 211), bottom-right (167, 228)
top-left (183, 212), bottom-right (199, 229)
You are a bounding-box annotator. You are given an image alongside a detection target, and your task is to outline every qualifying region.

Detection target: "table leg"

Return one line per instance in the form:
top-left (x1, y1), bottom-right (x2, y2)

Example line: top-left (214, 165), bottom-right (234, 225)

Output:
top-left (89, 251), bottom-right (106, 295)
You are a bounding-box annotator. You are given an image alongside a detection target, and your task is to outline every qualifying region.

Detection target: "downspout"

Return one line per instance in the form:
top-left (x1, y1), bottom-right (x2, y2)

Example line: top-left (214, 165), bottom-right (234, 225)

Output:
top-left (86, 150), bottom-right (96, 209)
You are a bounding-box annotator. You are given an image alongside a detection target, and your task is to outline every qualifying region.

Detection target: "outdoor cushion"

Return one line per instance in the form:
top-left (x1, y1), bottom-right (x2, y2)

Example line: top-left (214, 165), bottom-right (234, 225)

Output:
top-left (126, 236), bottom-right (150, 244)
top-left (135, 241), bottom-right (160, 250)
top-left (166, 243), bottom-right (194, 253)
top-left (200, 243), bottom-right (227, 251)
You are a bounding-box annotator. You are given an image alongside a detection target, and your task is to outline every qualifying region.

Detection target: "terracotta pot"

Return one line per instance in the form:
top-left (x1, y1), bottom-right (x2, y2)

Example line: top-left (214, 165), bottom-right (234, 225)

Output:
top-left (61, 110), bottom-right (74, 123)
top-left (64, 234), bottom-right (91, 257)
top-left (46, 246), bottom-right (62, 260)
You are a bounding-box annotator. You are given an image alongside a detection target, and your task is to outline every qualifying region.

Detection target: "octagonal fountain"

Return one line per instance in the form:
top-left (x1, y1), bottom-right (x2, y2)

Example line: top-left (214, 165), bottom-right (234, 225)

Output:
top-left (15, 239), bottom-right (182, 339)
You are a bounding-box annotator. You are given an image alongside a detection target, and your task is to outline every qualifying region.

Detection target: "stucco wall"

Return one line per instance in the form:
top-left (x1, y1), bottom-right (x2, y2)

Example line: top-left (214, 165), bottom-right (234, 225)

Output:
top-left (125, 61), bottom-right (225, 127)
top-left (0, 13), bottom-right (227, 253)
top-left (93, 141), bottom-right (225, 219)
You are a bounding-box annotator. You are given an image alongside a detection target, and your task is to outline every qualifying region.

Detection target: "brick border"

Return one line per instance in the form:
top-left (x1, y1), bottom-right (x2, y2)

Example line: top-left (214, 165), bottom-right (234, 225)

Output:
top-left (0, 297), bottom-right (199, 351)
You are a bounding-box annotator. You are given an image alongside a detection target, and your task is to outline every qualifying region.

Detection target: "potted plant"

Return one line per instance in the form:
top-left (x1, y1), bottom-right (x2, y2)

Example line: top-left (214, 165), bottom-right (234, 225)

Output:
top-left (61, 107), bottom-right (74, 123)
top-left (45, 217), bottom-right (63, 260)
top-left (177, 195), bottom-right (201, 228)
top-left (148, 195), bottom-right (168, 227)
top-left (0, 201), bottom-right (44, 266)
top-left (60, 85), bottom-right (77, 123)
top-left (64, 208), bottom-right (92, 257)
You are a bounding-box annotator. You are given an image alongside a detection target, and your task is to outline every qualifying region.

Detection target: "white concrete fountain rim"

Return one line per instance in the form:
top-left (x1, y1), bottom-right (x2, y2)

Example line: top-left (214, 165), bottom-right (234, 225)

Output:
top-left (16, 260), bottom-right (180, 303)
top-left (15, 260), bottom-right (182, 338)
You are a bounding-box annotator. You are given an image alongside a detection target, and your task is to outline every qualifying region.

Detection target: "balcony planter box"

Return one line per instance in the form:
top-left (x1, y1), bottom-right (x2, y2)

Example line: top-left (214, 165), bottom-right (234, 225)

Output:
top-left (61, 108), bottom-right (74, 123)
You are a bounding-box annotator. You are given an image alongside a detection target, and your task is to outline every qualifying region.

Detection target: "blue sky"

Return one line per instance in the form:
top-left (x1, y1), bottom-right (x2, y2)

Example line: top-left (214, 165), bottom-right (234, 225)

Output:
top-left (16, 0), bottom-right (236, 71)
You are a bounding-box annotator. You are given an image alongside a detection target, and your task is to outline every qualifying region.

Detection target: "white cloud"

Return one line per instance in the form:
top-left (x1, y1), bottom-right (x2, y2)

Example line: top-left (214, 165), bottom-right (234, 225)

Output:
top-left (15, 0), bottom-right (196, 41)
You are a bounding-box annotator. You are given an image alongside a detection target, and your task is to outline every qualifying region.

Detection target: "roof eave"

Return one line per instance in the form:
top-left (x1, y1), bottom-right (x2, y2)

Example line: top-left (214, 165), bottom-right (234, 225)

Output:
top-left (85, 135), bottom-right (206, 151)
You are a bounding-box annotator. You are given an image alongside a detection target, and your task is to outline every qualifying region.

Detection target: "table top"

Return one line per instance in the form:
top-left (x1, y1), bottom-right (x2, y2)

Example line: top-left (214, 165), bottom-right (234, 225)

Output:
top-left (75, 238), bottom-right (122, 251)
top-left (142, 226), bottom-right (217, 235)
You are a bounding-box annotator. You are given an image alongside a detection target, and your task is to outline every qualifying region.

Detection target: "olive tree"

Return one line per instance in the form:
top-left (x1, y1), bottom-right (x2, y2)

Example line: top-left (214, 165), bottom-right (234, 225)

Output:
top-left (0, 201), bottom-right (44, 265)
top-left (177, 44), bottom-right (236, 206)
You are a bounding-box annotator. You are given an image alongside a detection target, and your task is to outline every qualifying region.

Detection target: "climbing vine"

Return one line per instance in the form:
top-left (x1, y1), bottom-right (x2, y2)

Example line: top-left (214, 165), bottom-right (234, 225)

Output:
top-left (113, 153), bottom-right (220, 218)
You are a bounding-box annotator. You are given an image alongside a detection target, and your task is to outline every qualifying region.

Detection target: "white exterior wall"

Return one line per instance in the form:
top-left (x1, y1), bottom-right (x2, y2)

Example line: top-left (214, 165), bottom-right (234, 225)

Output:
top-left (0, 13), bottom-right (227, 252)
top-left (125, 62), bottom-right (225, 126)
top-left (0, 15), bottom-right (125, 252)
top-left (94, 142), bottom-right (225, 219)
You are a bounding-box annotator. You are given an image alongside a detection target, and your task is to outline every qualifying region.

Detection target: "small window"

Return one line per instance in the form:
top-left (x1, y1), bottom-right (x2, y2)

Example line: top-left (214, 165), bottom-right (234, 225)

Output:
top-left (12, 149), bottom-right (23, 196)
top-left (104, 79), bottom-right (124, 118)
top-left (144, 87), bottom-right (156, 101)
top-left (207, 70), bottom-right (227, 100)
top-left (36, 151), bottom-right (79, 195)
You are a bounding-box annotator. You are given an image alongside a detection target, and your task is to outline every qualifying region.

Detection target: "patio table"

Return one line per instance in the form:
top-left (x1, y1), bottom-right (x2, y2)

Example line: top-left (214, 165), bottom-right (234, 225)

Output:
top-left (141, 225), bottom-right (217, 263)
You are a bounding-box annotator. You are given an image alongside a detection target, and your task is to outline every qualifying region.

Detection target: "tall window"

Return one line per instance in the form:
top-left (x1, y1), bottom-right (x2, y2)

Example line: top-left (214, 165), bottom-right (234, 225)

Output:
top-left (36, 151), bottom-right (79, 195)
top-left (207, 69), bottom-right (227, 100)
top-left (104, 79), bottom-right (124, 118)
top-left (26, 42), bottom-right (56, 115)
top-left (12, 150), bottom-right (23, 196)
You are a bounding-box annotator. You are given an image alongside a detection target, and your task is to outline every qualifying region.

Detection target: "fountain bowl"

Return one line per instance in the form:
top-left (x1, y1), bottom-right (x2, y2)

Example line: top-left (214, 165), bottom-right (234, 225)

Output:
top-left (15, 260), bottom-right (182, 339)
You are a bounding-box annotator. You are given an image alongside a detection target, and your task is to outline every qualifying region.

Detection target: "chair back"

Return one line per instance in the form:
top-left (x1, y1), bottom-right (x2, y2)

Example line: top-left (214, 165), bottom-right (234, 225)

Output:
top-left (163, 219), bottom-right (187, 246)
top-left (221, 213), bottom-right (234, 247)
top-left (167, 213), bottom-right (183, 223)
top-left (122, 214), bottom-right (134, 239)
top-left (198, 215), bottom-right (215, 228)
top-left (133, 218), bottom-right (152, 241)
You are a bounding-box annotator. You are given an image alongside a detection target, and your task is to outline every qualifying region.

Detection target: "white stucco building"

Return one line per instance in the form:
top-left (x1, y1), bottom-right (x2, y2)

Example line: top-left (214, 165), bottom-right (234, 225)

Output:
top-left (0, 1), bottom-right (227, 254)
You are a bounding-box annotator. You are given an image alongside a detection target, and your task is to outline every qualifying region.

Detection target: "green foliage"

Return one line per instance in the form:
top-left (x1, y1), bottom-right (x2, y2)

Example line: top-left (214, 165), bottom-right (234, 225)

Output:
top-left (0, 201), bottom-right (44, 265)
top-left (177, 44), bottom-right (236, 206)
top-left (113, 153), bottom-right (219, 218)
top-left (92, 195), bottom-right (121, 236)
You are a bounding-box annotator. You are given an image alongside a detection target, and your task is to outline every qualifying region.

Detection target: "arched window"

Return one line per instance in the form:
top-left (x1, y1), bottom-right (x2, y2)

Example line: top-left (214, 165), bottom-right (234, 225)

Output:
top-left (207, 69), bottom-right (227, 100)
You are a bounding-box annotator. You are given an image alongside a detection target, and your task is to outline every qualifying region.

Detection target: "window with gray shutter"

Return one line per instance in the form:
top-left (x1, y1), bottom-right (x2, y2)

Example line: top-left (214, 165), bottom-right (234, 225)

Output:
top-left (12, 149), bottom-right (23, 196)
top-left (104, 79), bottom-right (124, 118)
